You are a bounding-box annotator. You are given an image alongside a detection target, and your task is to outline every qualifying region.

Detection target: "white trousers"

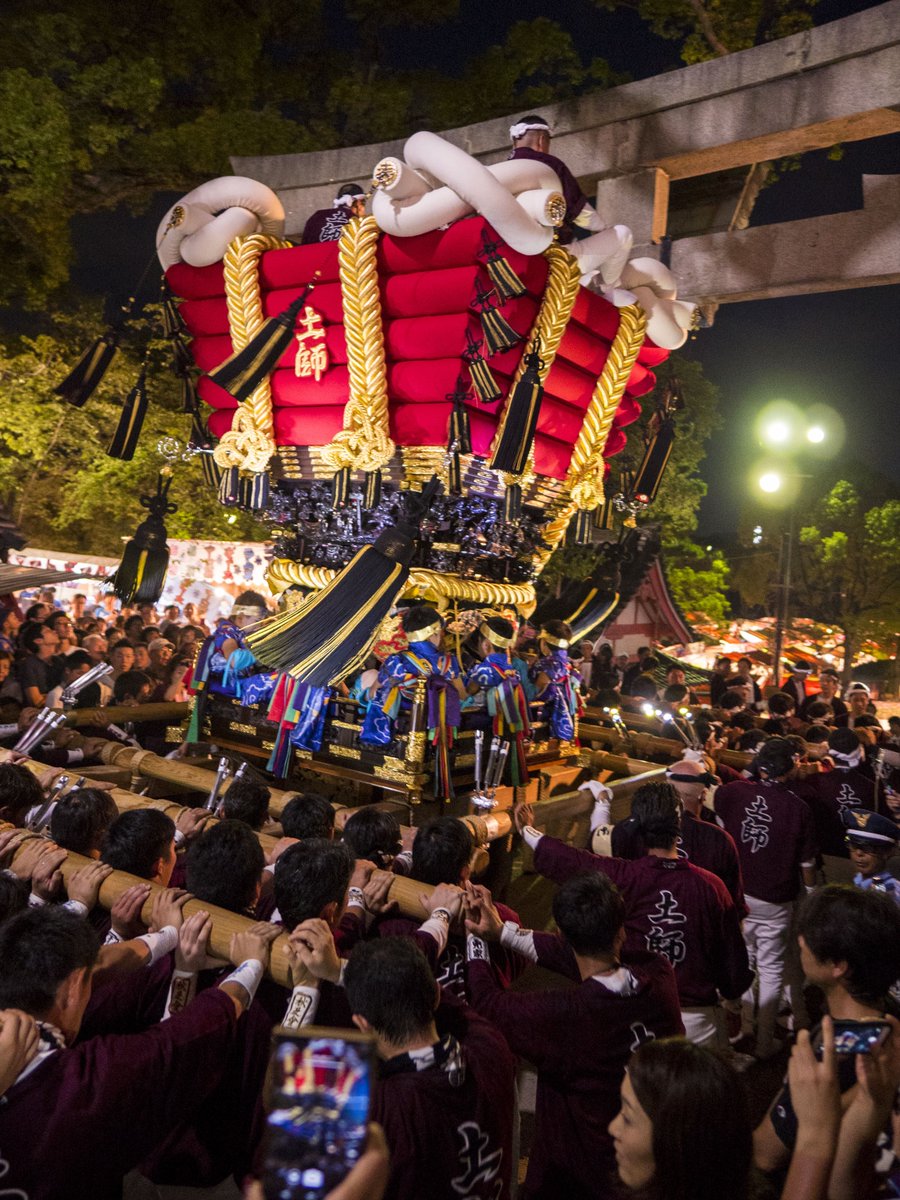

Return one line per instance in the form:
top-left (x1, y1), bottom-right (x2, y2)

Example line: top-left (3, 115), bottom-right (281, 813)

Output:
top-left (681, 1005), bottom-right (727, 1049)
top-left (742, 894), bottom-right (793, 1057)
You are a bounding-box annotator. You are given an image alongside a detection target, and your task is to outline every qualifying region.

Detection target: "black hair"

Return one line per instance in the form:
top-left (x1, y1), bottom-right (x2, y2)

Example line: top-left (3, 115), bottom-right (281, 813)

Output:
top-left (626, 1038), bottom-right (751, 1200)
top-left (804, 700), bottom-right (832, 722)
top-left (342, 808), bottom-right (402, 868)
top-left (0, 873), bottom-right (29, 925)
top-left (641, 656), bottom-right (659, 672)
top-left (62, 649), bottom-right (93, 674)
top-left (123, 614), bottom-right (145, 638)
top-left (112, 669), bottom-right (153, 704)
top-left (729, 711), bottom-right (756, 731)
top-left (0, 907), bottom-right (100, 1016)
top-left (0, 762), bottom-right (44, 826)
top-left (343, 938), bottom-right (436, 1045)
top-left (482, 616), bottom-right (515, 643)
top-left (542, 619), bottom-right (573, 644)
top-left (552, 873), bottom-right (625, 957)
top-left (404, 606), bottom-right (441, 638)
top-left (279, 792), bottom-right (335, 841)
top-left (185, 820), bottom-right (265, 914)
top-left (805, 724), bottom-right (830, 745)
top-left (797, 884), bottom-right (900, 1006)
top-left (718, 689), bottom-right (745, 711)
top-left (49, 787), bottom-right (118, 856)
top-left (101, 808), bottom-right (176, 879)
top-left (629, 782), bottom-right (681, 851)
top-left (767, 692), bottom-right (796, 716)
top-left (761, 717), bottom-right (789, 736)
top-left (274, 839), bottom-right (354, 929)
top-left (853, 714), bottom-right (881, 730)
top-left (755, 737), bottom-right (796, 780)
top-left (73, 683), bottom-right (102, 709)
top-left (337, 183), bottom-right (365, 198)
top-left (221, 775), bottom-right (271, 832)
top-left (20, 622), bottom-right (44, 655)
top-left (662, 684), bottom-right (688, 704)
top-left (411, 817), bottom-right (473, 886)
top-left (737, 729), bottom-right (767, 752)
top-left (23, 604), bottom-right (47, 623)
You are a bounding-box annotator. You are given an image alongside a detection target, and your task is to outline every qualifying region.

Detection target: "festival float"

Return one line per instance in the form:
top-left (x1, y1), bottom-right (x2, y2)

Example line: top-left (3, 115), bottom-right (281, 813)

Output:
top-left (58, 130), bottom-right (696, 805)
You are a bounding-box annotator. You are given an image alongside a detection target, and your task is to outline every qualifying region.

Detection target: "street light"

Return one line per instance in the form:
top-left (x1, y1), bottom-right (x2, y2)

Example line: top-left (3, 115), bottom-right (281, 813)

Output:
top-left (806, 425), bottom-right (826, 444)
top-left (759, 471), bottom-right (783, 494)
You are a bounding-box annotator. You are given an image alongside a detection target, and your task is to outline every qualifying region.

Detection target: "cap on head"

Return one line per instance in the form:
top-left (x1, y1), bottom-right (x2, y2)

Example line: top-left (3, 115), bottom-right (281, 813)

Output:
top-left (842, 808), bottom-right (899, 847)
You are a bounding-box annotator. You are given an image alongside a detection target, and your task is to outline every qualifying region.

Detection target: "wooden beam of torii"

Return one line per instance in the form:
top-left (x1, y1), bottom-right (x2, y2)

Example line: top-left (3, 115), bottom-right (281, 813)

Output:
top-left (232, 2), bottom-right (900, 305)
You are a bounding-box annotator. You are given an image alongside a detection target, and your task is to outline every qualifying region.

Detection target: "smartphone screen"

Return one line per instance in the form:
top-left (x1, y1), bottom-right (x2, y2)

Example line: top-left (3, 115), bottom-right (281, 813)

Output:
top-left (831, 1020), bottom-right (891, 1055)
top-left (262, 1027), bottom-right (375, 1200)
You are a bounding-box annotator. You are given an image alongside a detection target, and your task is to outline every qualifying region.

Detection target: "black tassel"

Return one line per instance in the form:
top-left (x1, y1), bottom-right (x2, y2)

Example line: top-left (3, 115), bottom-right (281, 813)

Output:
top-left (219, 467), bottom-right (241, 507)
top-left (161, 293), bottom-right (188, 339)
top-left (246, 476), bottom-right (443, 688)
top-left (480, 230), bottom-right (526, 301)
top-left (207, 284), bottom-right (315, 402)
top-left (111, 475), bottom-right (176, 604)
top-left (574, 509), bottom-right (593, 545)
top-left (200, 449), bottom-right (222, 491)
top-left (594, 496), bottom-right (615, 531)
top-left (448, 450), bottom-right (463, 496)
top-left (106, 366), bottom-right (149, 461)
top-left (364, 470), bottom-right (382, 509)
top-left (54, 333), bottom-right (119, 408)
top-left (503, 482), bottom-right (522, 523)
top-left (171, 336), bottom-right (195, 376)
top-left (534, 556), bottom-right (621, 642)
top-left (463, 330), bottom-right (501, 403)
top-left (239, 472), bottom-right (270, 511)
top-left (631, 417), bottom-right (676, 505)
top-left (489, 336), bottom-right (545, 476)
top-left (474, 283), bottom-right (520, 355)
top-left (179, 371), bottom-right (197, 414)
top-left (448, 388), bottom-right (472, 456)
top-left (331, 467), bottom-right (352, 510)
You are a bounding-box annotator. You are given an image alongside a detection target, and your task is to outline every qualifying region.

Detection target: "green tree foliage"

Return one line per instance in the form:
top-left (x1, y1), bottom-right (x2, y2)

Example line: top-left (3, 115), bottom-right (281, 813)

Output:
top-left (664, 541), bottom-right (730, 623)
top-left (0, 2), bottom-right (623, 307)
top-left (794, 481), bottom-right (900, 672)
top-left (595, 0), bottom-right (820, 63)
top-left (0, 308), bottom-right (264, 554)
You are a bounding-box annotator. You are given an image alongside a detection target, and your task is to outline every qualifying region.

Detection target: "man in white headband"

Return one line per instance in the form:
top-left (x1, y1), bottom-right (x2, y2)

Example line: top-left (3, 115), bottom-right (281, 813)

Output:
top-left (301, 182), bottom-right (366, 244)
top-left (508, 114), bottom-right (605, 242)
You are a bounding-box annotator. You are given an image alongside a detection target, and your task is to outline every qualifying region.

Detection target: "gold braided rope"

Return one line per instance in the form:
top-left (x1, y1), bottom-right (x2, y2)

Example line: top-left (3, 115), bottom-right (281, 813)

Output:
top-left (489, 243), bottom-right (582, 486)
top-left (537, 303), bottom-right (648, 568)
top-left (320, 216), bottom-right (394, 474)
top-left (213, 233), bottom-right (292, 472)
top-left (265, 557), bottom-right (536, 613)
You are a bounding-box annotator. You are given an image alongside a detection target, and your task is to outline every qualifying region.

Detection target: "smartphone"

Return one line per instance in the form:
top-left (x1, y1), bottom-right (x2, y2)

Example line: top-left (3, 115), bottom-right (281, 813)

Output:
top-left (262, 1027), bottom-right (375, 1200)
top-left (831, 1020), bottom-right (892, 1055)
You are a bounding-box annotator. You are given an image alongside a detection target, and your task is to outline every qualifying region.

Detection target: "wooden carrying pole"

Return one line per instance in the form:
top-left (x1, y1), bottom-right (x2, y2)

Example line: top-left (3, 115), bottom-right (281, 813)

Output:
top-left (60, 702), bottom-right (191, 727)
top-left (0, 823), bottom-right (452, 989)
top-left (579, 722), bottom-right (753, 771)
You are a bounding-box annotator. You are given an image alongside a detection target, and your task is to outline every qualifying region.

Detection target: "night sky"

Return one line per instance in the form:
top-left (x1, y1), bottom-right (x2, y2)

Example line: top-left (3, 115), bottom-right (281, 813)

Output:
top-left (69, 0), bottom-right (900, 539)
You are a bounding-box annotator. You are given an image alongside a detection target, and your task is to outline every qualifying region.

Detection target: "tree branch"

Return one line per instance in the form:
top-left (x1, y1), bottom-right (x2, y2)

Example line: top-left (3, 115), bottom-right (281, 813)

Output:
top-left (687, 0), bottom-right (731, 57)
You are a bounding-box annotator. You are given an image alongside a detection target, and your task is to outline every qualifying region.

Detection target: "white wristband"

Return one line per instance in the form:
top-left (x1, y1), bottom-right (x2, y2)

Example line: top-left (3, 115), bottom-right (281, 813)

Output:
top-left (62, 899), bottom-right (89, 917)
top-left (222, 958), bottom-right (265, 1005)
top-left (347, 886), bottom-right (366, 911)
top-left (136, 925), bottom-right (179, 965)
top-left (283, 985), bottom-right (320, 1030)
top-left (521, 825), bottom-right (543, 851)
top-left (104, 928), bottom-right (124, 945)
top-left (499, 921), bottom-right (538, 962)
top-left (174, 829), bottom-right (186, 849)
top-left (466, 933), bottom-right (489, 962)
top-left (66, 749), bottom-right (85, 764)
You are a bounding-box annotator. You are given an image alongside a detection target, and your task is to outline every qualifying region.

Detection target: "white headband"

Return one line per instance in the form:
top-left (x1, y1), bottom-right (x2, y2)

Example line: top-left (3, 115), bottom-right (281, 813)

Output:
top-left (832, 746), bottom-right (864, 768)
top-left (334, 192), bottom-right (364, 208)
top-left (509, 121), bottom-right (551, 142)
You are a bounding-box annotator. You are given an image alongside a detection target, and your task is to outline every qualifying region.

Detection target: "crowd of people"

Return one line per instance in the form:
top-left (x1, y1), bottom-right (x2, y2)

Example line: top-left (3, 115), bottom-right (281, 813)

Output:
top-left (0, 585), bottom-right (899, 1200)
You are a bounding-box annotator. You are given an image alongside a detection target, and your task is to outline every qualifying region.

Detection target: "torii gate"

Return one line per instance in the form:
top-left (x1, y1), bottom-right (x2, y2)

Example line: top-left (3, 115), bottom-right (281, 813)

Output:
top-left (232, 1), bottom-right (900, 319)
